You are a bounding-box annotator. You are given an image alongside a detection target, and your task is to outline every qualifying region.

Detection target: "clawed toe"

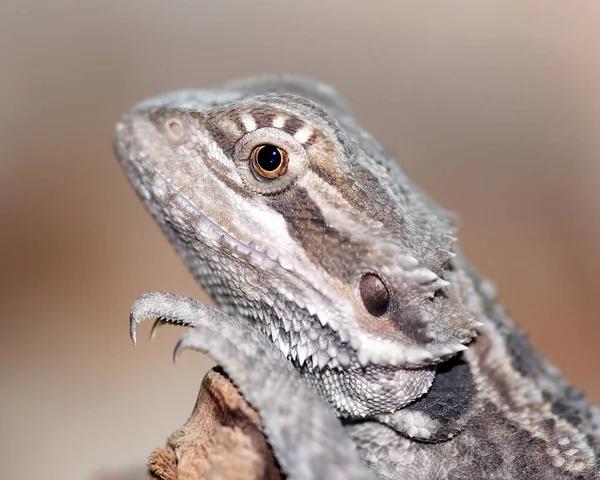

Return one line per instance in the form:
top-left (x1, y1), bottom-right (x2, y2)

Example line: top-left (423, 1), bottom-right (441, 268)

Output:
top-left (129, 292), bottom-right (205, 344)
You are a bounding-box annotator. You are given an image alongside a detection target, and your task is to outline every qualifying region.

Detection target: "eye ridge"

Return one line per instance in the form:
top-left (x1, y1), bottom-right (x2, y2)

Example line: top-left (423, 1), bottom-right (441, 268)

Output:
top-left (251, 144), bottom-right (289, 179)
top-left (359, 272), bottom-right (390, 317)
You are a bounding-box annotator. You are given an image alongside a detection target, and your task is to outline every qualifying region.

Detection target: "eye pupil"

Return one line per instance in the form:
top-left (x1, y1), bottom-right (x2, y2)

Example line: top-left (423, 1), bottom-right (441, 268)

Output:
top-left (359, 273), bottom-right (390, 317)
top-left (256, 145), bottom-right (282, 171)
top-left (251, 144), bottom-right (289, 179)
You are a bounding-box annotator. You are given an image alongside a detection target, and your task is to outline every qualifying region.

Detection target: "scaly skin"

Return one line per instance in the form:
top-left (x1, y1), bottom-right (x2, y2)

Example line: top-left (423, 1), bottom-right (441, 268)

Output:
top-left (116, 75), bottom-right (600, 479)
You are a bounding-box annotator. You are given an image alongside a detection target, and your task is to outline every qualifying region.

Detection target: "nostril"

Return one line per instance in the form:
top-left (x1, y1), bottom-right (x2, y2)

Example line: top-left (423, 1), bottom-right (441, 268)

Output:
top-left (166, 119), bottom-right (184, 140)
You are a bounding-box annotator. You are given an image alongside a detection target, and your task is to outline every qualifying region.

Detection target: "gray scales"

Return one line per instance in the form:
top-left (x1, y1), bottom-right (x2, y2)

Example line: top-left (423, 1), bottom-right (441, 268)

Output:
top-left (114, 75), bottom-right (600, 479)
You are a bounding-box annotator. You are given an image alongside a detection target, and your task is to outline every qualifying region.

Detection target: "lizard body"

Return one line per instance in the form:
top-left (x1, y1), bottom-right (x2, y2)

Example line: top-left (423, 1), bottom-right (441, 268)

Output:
top-left (114, 75), bottom-right (600, 479)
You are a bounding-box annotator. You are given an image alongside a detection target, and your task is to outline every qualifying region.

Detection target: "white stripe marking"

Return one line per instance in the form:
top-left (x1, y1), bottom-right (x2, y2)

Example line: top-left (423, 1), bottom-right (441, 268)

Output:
top-left (241, 113), bottom-right (257, 132)
top-left (294, 125), bottom-right (314, 144)
top-left (272, 115), bottom-right (287, 129)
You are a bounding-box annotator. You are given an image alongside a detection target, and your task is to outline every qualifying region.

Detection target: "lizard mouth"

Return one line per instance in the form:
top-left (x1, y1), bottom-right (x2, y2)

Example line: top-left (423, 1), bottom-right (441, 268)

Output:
top-left (148, 165), bottom-right (270, 261)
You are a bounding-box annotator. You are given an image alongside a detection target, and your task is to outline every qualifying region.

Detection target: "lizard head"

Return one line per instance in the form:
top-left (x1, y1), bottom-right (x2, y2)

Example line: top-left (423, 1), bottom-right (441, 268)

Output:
top-left (114, 76), bottom-right (479, 372)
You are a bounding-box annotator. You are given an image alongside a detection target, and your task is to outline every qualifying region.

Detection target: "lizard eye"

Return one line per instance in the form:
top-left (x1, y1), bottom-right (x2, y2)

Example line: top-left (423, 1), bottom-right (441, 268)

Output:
top-left (251, 144), bottom-right (289, 179)
top-left (234, 126), bottom-right (308, 194)
top-left (359, 273), bottom-right (390, 317)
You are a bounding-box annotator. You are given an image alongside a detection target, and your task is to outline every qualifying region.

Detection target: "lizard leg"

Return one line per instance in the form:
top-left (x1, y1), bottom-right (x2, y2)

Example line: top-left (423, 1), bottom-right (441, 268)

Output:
top-left (130, 292), bottom-right (374, 480)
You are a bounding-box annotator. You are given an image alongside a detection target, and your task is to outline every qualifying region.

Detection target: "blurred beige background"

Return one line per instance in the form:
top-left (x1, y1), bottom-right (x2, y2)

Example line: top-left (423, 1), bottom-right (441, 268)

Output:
top-left (1, 1), bottom-right (599, 479)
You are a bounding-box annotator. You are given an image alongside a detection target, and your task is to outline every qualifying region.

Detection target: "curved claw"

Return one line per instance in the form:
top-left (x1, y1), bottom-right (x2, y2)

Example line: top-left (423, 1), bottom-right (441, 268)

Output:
top-left (150, 319), bottom-right (168, 342)
top-left (173, 336), bottom-right (186, 364)
top-left (129, 312), bottom-right (140, 345)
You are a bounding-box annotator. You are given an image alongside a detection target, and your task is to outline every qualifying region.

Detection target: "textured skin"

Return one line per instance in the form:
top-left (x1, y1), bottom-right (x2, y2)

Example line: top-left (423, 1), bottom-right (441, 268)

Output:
top-left (115, 75), bottom-right (600, 479)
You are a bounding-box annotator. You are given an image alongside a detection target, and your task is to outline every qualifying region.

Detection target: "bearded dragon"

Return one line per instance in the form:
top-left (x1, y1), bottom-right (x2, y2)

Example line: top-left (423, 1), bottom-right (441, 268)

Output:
top-left (114, 75), bottom-right (600, 479)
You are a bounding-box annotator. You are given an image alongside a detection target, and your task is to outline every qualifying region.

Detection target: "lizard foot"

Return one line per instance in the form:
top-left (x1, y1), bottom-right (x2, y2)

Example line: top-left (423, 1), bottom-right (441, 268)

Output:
top-left (129, 292), bottom-right (375, 480)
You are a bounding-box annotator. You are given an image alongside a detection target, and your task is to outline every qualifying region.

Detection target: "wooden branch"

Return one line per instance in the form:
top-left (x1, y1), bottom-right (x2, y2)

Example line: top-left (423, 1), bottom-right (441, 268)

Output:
top-left (146, 367), bottom-right (283, 480)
